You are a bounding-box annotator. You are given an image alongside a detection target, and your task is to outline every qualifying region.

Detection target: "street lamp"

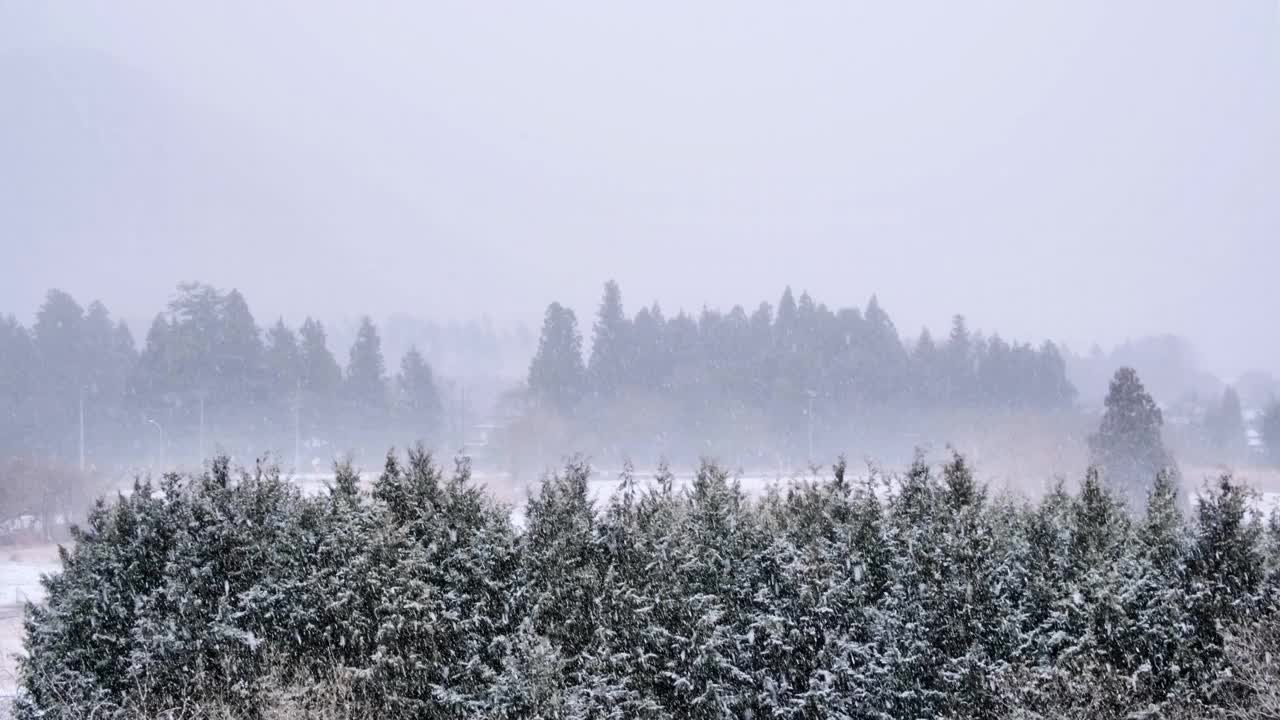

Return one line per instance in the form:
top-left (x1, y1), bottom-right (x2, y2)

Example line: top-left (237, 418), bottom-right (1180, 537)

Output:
top-left (805, 389), bottom-right (818, 466)
top-left (146, 418), bottom-right (165, 470)
top-left (78, 386), bottom-right (85, 473)
top-left (194, 390), bottom-right (207, 463)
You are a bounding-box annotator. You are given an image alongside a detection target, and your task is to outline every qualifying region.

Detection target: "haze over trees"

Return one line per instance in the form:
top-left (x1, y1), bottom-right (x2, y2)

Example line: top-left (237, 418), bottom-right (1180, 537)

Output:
top-left (525, 281), bottom-right (1077, 464)
top-left (1088, 367), bottom-right (1177, 506)
top-left (0, 284), bottom-right (443, 468)
top-left (1263, 402), bottom-right (1280, 466)
top-left (1204, 385), bottom-right (1246, 459)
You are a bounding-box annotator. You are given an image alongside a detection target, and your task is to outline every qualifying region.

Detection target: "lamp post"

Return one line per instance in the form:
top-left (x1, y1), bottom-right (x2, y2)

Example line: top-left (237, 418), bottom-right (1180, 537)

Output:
top-left (78, 386), bottom-right (85, 472)
top-left (147, 418), bottom-right (165, 470)
top-left (294, 379), bottom-right (301, 473)
top-left (805, 389), bottom-right (818, 466)
top-left (198, 392), bottom-right (205, 462)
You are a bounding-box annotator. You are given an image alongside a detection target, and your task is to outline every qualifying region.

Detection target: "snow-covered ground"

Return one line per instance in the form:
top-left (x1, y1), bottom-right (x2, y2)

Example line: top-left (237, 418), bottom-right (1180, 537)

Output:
top-left (0, 546), bottom-right (61, 702)
top-left (291, 468), bottom-right (821, 528)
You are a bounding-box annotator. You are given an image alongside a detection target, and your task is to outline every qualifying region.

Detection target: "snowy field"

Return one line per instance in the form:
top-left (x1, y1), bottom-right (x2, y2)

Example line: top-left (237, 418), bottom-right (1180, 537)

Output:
top-left (284, 469), bottom-right (1280, 528)
top-left (288, 468), bottom-right (819, 529)
top-left (0, 546), bottom-right (61, 703)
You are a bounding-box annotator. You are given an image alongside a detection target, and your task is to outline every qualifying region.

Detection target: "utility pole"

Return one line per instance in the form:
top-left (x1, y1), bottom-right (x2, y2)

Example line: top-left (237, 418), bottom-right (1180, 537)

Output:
top-left (77, 386), bottom-right (84, 471)
top-left (805, 389), bottom-right (817, 466)
top-left (198, 393), bottom-right (205, 462)
top-left (455, 384), bottom-right (465, 450)
top-left (147, 418), bottom-right (165, 470)
top-left (294, 378), bottom-right (301, 473)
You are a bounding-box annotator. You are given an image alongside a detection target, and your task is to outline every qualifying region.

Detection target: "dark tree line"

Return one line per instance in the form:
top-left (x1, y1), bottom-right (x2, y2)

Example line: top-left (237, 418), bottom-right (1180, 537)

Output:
top-left (527, 281), bottom-right (1077, 460)
top-left (0, 284), bottom-right (442, 468)
top-left (18, 449), bottom-right (1280, 719)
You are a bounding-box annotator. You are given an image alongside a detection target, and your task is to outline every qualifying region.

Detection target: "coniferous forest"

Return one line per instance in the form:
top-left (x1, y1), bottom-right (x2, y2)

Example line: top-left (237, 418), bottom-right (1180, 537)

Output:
top-left (520, 282), bottom-right (1077, 464)
top-left (0, 280), bottom-right (1077, 471)
top-left (8, 5), bottom-right (1279, 717)
top-left (7, 283), bottom-right (1280, 719)
top-left (0, 284), bottom-right (443, 468)
top-left (17, 449), bottom-right (1280, 719)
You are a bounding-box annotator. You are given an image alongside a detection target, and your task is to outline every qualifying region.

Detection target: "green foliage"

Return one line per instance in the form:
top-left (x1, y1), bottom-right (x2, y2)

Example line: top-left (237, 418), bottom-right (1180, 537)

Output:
top-left (529, 283), bottom-right (1078, 464)
top-left (1089, 367), bottom-right (1177, 507)
top-left (1205, 386), bottom-right (1246, 455)
top-left (344, 316), bottom-right (389, 418)
top-left (395, 345), bottom-right (442, 437)
top-left (1263, 401), bottom-right (1280, 467)
top-left (18, 451), bottom-right (1280, 719)
top-left (0, 285), bottom-right (452, 469)
top-left (528, 302), bottom-right (586, 414)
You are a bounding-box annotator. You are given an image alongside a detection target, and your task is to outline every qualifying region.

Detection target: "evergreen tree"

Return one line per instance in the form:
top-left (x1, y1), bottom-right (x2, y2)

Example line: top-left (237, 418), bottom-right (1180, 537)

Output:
top-left (264, 318), bottom-right (302, 418)
top-left (912, 328), bottom-right (943, 406)
top-left (1264, 401), bottom-right (1280, 467)
top-left (1088, 367), bottom-right (1176, 506)
top-left (345, 316), bottom-right (389, 418)
top-left (587, 280), bottom-right (632, 402)
top-left (264, 319), bottom-right (300, 388)
top-left (166, 282), bottom-right (224, 395)
top-left (774, 286), bottom-right (798, 350)
top-left (17, 449), bottom-right (1280, 719)
top-left (395, 346), bottom-right (441, 439)
top-left (858, 294), bottom-right (906, 405)
top-left (520, 459), bottom-right (601, 673)
top-left (217, 289), bottom-right (265, 408)
top-left (31, 290), bottom-right (86, 459)
top-left (298, 316), bottom-right (342, 441)
top-left (945, 314), bottom-right (975, 404)
top-left (1185, 474), bottom-right (1265, 703)
top-left (1036, 340), bottom-right (1076, 409)
top-left (1206, 386), bottom-right (1245, 457)
top-left (79, 301), bottom-right (135, 463)
top-left (528, 302), bottom-right (586, 414)
top-left (130, 313), bottom-right (176, 422)
top-left (630, 303), bottom-right (668, 392)
top-left (1124, 470), bottom-right (1194, 710)
top-left (0, 315), bottom-right (36, 453)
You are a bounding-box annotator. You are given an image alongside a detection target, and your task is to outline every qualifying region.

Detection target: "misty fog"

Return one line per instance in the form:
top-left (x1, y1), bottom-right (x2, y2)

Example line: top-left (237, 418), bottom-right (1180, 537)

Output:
top-left (3, 3), bottom-right (1278, 378)
top-left (7, 4), bottom-right (1280, 719)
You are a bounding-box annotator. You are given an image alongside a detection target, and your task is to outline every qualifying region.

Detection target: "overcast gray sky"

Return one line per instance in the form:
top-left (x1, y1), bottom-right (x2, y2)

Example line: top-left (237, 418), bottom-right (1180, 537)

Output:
top-left (2, 2), bottom-right (1277, 377)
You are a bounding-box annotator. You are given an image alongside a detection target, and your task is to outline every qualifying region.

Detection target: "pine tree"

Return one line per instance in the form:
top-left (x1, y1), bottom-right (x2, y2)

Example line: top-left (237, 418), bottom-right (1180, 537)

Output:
top-left (1088, 367), bottom-right (1176, 507)
top-left (130, 313), bottom-right (176, 421)
top-left (1124, 470), bottom-right (1194, 711)
top-left (1185, 474), bottom-right (1265, 702)
top-left (299, 317), bottom-right (342, 441)
top-left (264, 319), bottom-right (302, 429)
top-left (631, 304), bottom-right (668, 392)
top-left (945, 314), bottom-right (975, 405)
top-left (166, 282), bottom-right (224, 396)
top-left (528, 302), bottom-right (586, 414)
top-left (264, 319), bottom-right (301, 391)
top-left (588, 280), bottom-right (632, 402)
top-left (77, 301), bottom-right (133, 462)
top-left (520, 459), bottom-right (601, 673)
top-left (217, 289), bottom-right (265, 407)
top-left (0, 316), bottom-right (36, 452)
top-left (859, 294), bottom-right (906, 405)
top-left (1260, 401), bottom-right (1280, 467)
top-left (395, 346), bottom-right (441, 440)
top-left (32, 289), bottom-right (86, 460)
top-left (1206, 386), bottom-right (1245, 458)
top-left (345, 316), bottom-right (389, 424)
top-left (774, 287), bottom-right (798, 351)
top-left (1035, 340), bottom-right (1076, 409)
top-left (912, 328), bottom-right (943, 406)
